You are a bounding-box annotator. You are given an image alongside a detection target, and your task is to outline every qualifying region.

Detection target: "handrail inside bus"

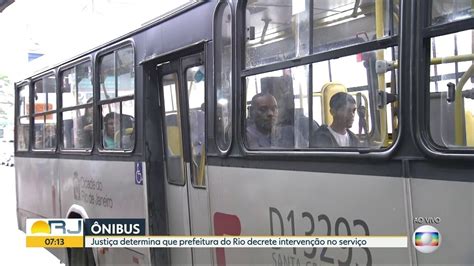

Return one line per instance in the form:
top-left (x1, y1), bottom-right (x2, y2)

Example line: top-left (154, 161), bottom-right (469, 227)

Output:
top-left (376, 0), bottom-right (388, 147)
top-left (455, 64), bottom-right (474, 145)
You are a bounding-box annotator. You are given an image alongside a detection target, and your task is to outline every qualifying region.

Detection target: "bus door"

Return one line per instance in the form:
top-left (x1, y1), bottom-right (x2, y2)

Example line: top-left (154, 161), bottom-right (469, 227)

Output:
top-left (157, 52), bottom-right (212, 265)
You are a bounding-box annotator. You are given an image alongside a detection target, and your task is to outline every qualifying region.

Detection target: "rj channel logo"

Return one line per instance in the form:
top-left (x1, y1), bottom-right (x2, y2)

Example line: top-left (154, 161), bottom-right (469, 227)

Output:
top-left (412, 225), bottom-right (441, 253)
top-left (26, 219), bottom-right (84, 248)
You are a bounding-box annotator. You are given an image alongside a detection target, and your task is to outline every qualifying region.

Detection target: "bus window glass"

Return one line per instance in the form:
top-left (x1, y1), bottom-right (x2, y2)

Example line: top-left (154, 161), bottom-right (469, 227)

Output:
top-left (215, 3), bottom-right (232, 152)
top-left (245, 0), bottom-right (310, 68)
top-left (17, 84), bottom-right (30, 151)
top-left (61, 68), bottom-right (75, 108)
top-left (311, 47), bottom-right (398, 149)
top-left (45, 76), bottom-right (57, 111)
top-left (101, 101), bottom-right (135, 150)
top-left (34, 114), bottom-right (56, 149)
top-left (62, 108), bottom-right (93, 150)
top-left (98, 45), bottom-right (135, 151)
top-left (117, 47), bottom-right (134, 97)
top-left (312, 0), bottom-right (399, 53)
top-left (60, 61), bottom-right (93, 151)
top-left (99, 53), bottom-right (116, 99)
top-left (77, 62), bottom-right (93, 104)
top-left (245, 65), bottom-right (310, 149)
top-left (431, 0), bottom-right (473, 26)
top-left (19, 85), bottom-right (29, 116)
top-left (186, 66), bottom-right (206, 186)
top-left (33, 80), bottom-right (45, 112)
top-left (162, 73), bottom-right (185, 185)
top-left (34, 76), bottom-right (56, 113)
top-left (17, 117), bottom-right (29, 151)
top-left (428, 30), bottom-right (474, 148)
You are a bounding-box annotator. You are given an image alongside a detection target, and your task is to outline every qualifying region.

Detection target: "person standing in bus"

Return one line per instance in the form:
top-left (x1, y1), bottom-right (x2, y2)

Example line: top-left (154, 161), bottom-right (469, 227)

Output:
top-left (310, 92), bottom-right (359, 147)
top-left (246, 92), bottom-right (278, 148)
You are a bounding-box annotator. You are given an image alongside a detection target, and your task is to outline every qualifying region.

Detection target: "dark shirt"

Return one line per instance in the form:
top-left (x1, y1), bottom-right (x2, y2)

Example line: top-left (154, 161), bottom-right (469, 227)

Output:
top-left (246, 121), bottom-right (271, 148)
top-left (310, 125), bottom-right (359, 148)
top-left (246, 121), bottom-right (302, 148)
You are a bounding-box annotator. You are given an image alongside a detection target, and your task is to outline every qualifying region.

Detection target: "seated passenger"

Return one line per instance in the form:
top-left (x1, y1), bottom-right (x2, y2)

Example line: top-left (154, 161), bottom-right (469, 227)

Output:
top-left (246, 93), bottom-right (278, 148)
top-left (103, 112), bottom-right (117, 149)
top-left (310, 92), bottom-right (359, 148)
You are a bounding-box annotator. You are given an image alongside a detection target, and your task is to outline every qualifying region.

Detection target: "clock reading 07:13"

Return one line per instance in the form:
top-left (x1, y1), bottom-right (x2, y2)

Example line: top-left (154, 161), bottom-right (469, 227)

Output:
top-left (44, 238), bottom-right (65, 246)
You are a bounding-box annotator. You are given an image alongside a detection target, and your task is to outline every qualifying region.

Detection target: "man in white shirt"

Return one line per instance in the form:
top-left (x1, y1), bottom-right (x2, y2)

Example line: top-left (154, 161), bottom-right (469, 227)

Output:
top-left (310, 92), bottom-right (359, 148)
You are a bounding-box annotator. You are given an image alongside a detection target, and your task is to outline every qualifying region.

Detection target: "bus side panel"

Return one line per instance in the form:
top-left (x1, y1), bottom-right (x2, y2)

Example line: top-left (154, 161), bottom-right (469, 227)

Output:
top-left (208, 166), bottom-right (409, 265)
top-left (411, 178), bottom-right (474, 265)
top-left (59, 159), bottom-right (150, 265)
top-left (16, 157), bottom-right (60, 229)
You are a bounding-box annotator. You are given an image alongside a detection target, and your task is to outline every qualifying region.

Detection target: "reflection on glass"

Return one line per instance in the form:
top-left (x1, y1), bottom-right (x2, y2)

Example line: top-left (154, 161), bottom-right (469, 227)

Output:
top-left (77, 62), bottom-right (93, 105)
top-left (62, 108), bottom-right (93, 150)
top-left (244, 0), bottom-right (399, 68)
top-left (429, 30), bottom-right (474, 148)
top-left (34, 114), bottom-right (56, 149)
top-left (19, 85), bottom-right (29, 116)
top-left (186, 66), bottom-right (206, 186)
top-left (431, 0), bottom-right (473, 26)
top-left (61, 68), bottom-right (75, 108)
top-left (162, 73), bottom-right (185, 185)
top-left (17, 117), bottom-right (29, 151)
top-left (117, 47), bottom-right (135, 97)
top-left (216, 3), bottom-right (232, 152)
top-left (100, 53), bottom-right (116, 99)
top-left (313, 0), bottom-right (399, 53)
top-left (245, 0), bottom-right (310, 68)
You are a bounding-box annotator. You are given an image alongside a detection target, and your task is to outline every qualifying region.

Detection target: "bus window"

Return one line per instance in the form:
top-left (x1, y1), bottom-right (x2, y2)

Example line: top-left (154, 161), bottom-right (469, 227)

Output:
top-left (17, 85), bottom-right (29, 151)
top-left (187, 65), bottom-right (206, 186)
top-left (431, 0), bottom-right (473, 26)
top-left (245, 0), bottom-right (400, 68)
top-left (60, 61), bottom-right (93, 150)
top-left (311, 47), bottom-right (398, 148)
top-left (100, 53), bottom-right (116, 99)
top-left (101, 101), bottom-right (135, 150)
top-left (162, 73), bottom-right (185, 185)
top-left (215, 2), bottom-right (232, 152)
top-left (33, 76), bottom-right (57, 150)
top-left (117, 47), bottom-right (135, 98)
top-left (98, 45), bottom-right (135, 151)
top-left (312, 0), bottom-right (399, 53)
top-left (245, 0), bottom-right (310, 68)
top-left (428, 29), bottom-right (474, 148)
top-left (245, 66), bottom-right (310, 149)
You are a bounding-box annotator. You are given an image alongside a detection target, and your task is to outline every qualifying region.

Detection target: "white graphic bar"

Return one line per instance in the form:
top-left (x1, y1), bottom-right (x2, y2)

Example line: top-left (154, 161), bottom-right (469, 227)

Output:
top-left (85, 236), bottom-right (407, 248)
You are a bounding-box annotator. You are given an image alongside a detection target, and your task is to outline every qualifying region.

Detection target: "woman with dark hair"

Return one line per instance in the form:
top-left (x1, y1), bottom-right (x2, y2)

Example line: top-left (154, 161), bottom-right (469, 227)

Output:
top-left (103, 112), bottom-right (117, 149)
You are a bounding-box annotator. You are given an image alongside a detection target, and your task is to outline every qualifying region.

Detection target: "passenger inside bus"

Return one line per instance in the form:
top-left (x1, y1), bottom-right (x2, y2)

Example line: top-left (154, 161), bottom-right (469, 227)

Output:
top-left (310, 92), bottom-right (359, 147)
top-left (103, 112), bottom-right (117, 149)
top-left (246, 92), bottom-right (278, 148)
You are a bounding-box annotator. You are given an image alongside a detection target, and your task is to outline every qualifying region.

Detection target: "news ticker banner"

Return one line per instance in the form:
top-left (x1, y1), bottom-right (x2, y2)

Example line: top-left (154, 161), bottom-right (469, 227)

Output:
top-left (26, 219), bottom-right (409, 249)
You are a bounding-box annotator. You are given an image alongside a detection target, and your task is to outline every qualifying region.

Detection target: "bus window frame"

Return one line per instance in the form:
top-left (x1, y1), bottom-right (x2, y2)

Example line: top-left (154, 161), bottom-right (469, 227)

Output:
top-left (95, 39), bottom-right (137, 154)
top-left (58, 56), bottom-right (95, 154)
top-left (235, 0), bottom-right (401, 159)
top-left (15, 81), bottom-right (32, 153)
top-left (213, 0), bottom-right (234, 156)
top-left (31, 71), bottom-right (58, 153)
top-left (415, 0), bottom-right (474, 159)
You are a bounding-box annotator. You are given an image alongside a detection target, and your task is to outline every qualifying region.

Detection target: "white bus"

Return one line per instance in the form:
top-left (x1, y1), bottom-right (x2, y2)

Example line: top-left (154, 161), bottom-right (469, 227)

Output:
top-left (15, 0), bottom-right (474, 265)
